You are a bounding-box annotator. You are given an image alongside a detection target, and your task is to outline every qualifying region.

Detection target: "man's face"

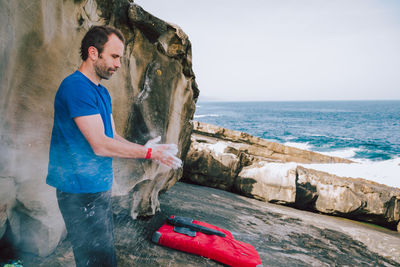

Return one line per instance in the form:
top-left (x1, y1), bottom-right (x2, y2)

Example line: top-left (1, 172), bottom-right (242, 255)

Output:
top-left (94, 34), bottom-right (124, 80)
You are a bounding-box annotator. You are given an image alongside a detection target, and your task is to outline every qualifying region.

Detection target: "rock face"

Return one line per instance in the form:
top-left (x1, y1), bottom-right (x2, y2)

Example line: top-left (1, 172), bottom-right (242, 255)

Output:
top-left (237, 162), bottom-right (297, 204)
top-left (0, 0), bottom-right (197, 256)
top-left (184, 121), bottom-right (400, 231)
top-left (295, 166), bottom-right (400, 229)
top-left (0, 178), bottom-right (16, 239)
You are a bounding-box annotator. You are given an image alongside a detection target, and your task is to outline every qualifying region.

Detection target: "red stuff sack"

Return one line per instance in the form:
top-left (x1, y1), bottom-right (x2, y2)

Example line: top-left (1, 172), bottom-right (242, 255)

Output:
top-left (152, 216), bottom-right (262, 267)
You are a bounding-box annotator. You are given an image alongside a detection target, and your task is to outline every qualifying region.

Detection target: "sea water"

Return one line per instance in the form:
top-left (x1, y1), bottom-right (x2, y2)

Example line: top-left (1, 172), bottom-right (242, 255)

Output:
top-left (194, 101), bottom-right (400, 188)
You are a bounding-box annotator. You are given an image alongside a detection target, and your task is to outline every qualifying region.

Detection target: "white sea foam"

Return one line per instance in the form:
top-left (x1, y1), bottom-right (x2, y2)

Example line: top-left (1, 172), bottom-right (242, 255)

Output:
top-left (194, 114), bottom-right (220, 119)
top-left (284, 142), bottom-right (313, 151)
top-left (319, 148), bottom-right (363, 159)
top-left (300, 157), bottom-right (400, 189)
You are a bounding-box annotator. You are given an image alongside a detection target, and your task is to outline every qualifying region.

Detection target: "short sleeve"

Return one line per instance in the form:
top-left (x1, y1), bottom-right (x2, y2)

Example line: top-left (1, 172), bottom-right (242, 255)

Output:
top-left (61, 80), bottom-right (99, 118)
top-left (103, 85), bottom-right (113, 114)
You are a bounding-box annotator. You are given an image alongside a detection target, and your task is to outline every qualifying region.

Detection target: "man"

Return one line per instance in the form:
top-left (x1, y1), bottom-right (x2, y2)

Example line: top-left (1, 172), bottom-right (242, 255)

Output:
top-left (47, 26), bottom-right (181, 267)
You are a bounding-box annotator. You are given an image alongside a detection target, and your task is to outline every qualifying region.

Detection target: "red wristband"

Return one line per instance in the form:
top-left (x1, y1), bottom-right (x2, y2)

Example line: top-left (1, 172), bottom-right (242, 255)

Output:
top-left (146, 148), bottom-right (152, 159)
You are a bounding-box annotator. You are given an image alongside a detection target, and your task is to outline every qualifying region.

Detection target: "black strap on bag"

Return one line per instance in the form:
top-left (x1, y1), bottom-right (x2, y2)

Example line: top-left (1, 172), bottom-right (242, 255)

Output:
top-left (167, 216), bottom-right (226, 237)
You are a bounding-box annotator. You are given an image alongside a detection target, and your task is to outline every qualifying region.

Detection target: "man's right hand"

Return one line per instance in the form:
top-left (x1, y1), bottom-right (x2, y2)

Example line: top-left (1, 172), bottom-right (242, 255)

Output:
top-left (145, 137), bottom-right (182, 169)
top-left (150, 145), bottom-right (182, 169)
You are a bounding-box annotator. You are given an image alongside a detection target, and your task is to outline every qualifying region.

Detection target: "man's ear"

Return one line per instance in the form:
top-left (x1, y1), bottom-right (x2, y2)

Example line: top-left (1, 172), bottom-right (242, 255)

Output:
top-left (88, 46), bottom-right (98, 61)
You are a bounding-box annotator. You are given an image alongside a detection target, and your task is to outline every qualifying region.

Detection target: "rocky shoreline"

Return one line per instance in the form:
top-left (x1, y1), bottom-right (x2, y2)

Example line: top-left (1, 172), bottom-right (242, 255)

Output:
top-left (183, 121), bottom-right (400, 232)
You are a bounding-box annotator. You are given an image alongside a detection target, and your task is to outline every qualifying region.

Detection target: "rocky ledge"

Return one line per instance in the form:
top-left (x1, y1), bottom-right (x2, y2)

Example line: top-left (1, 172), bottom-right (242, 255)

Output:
top-left (16, 182), bottom-right (400, 266)
top-left (183, 121), bottom-right (400, 231)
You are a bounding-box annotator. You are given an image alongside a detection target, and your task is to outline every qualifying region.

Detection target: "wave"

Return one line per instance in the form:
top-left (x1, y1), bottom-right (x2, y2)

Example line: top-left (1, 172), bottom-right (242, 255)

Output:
top-left (284, 142), bottom-right (313, 151)
top-left (194, 114), bottom-right (220, 119)
top-left (318, 148), bottom-right (363, 159)
top-left (300, 157), bottom-right (400, 189)
top-left (283, 142), bottom-right (362, 160)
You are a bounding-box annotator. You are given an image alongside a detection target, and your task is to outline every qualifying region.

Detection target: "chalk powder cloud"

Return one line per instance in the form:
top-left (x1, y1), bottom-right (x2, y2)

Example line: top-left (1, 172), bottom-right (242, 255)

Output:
top-left (135, 0), bottom-right (400, 101)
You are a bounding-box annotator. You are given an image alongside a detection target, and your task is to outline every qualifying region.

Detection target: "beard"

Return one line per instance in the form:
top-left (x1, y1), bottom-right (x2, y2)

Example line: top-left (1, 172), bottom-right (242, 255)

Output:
top-left (94, 60), bottom-right (115, 80)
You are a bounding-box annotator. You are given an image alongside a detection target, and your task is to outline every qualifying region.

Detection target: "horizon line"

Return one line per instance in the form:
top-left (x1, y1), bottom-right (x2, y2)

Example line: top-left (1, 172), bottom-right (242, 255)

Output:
top-left (196, 99), bottom-right (400, 103)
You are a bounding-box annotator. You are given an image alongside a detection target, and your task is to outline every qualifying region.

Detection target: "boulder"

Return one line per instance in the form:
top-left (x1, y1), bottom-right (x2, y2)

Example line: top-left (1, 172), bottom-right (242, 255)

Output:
top-left (8, 181), bottom-right (66, 257)
top-left (183, 138), bottom-right (247, 191)
top-left (184, 121), bottom-right (400, 231)
top-left (0, 0), bottom-right (197, 256)
top-left (112, 3), bottom-right (197, 219)
top-left (236, 162), bottom-right (297, 204)
top-left (296, 166), bottom-right (400, 229)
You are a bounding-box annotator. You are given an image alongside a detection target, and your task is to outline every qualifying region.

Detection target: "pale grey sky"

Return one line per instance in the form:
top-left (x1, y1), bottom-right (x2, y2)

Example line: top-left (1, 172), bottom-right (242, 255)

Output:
top-left (134, 0), bottom-right (400, 101)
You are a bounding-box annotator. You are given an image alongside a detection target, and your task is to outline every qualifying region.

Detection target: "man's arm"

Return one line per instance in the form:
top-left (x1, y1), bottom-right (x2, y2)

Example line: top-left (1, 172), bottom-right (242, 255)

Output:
top-left (74, 114), bottom-right (181, 168)
top-left (75, 114), bottom-right (146, 158)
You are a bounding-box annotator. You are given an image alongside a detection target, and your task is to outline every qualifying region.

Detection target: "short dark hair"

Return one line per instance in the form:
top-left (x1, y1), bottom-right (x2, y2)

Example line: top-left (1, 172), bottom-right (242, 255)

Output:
top-left (80, 25), bottom-right (125, 61)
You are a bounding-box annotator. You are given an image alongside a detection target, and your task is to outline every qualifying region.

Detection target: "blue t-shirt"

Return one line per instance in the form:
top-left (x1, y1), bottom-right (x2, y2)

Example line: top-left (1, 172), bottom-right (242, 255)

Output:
top-left (47, 70), bottom-right (114, 193)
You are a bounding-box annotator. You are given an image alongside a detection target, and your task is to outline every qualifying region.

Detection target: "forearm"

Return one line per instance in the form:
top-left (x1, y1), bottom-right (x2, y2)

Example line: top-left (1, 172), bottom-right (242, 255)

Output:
top-left (93, 136), bottom-right (148, 159)
top-left (114, 133), bottom-right (133, 145)
top-left (75, 114), bottom-right (150, 159)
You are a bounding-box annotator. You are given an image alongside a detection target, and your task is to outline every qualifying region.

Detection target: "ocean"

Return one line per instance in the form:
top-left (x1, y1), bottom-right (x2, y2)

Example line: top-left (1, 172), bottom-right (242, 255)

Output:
top-left (194, 100), bottom-right (400, 188)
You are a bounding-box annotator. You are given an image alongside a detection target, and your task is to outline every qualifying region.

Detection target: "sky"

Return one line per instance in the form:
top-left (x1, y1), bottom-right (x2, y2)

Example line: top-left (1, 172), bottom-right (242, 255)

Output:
top-left (134, 0), bottom-right (400, 102)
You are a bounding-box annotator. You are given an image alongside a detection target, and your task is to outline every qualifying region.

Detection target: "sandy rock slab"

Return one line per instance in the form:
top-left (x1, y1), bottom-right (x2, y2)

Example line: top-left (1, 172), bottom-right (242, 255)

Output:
top-left (14, 182), bottom-right (400, 266)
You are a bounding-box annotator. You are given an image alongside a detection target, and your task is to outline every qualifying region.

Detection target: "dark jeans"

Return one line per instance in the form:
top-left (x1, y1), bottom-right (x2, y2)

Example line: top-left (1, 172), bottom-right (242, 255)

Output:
top-left (56, 189), bottom-right (117, 267)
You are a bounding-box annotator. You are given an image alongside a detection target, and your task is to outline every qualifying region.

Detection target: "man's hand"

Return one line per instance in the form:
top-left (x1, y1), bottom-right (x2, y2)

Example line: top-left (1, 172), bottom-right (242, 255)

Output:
top-left (145, 137), bottom-right (182, 169)
top-left (151, 148), bottom-right (182, 169)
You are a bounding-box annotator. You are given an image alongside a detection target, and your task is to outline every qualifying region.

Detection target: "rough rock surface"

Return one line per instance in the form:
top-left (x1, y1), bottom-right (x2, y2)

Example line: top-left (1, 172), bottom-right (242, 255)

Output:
top-left (7, 180), bottom-right (66, 257)
top-left (184, 121), bottom-right (400, 231)
top-left (0, 0), bottom-right (197, 256)
top-left (295, 166), bottom-right (400, 229)
top-left (237, 162), bottom-right (297, 204)
top-left (16, 182), bottom-right (400, 266)
top-left (0, 178), bottom-right (16, 239)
